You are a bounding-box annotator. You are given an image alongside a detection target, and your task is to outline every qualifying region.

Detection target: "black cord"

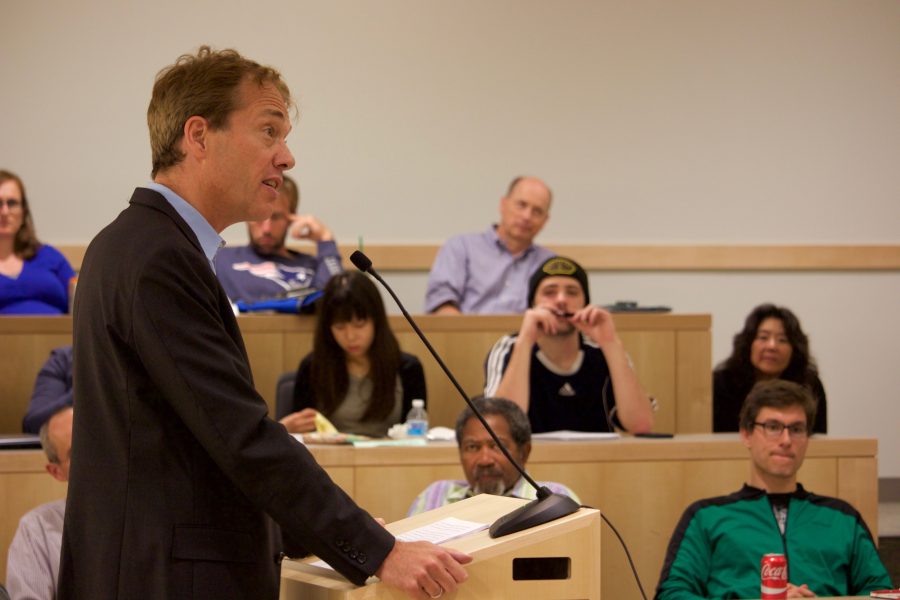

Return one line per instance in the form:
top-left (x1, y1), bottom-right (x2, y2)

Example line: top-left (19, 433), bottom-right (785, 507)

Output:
top-left (600, 374), bottom-right (616, 432)
top-left (581, 504), bottom-right (649, 600)
top-left (363, 263), bottom-right (547, 497)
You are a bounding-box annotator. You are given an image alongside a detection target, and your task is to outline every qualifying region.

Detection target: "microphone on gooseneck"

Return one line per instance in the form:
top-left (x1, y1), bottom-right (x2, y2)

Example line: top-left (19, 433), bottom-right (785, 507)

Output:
top-left (349, 250), bottom-right (580, 538)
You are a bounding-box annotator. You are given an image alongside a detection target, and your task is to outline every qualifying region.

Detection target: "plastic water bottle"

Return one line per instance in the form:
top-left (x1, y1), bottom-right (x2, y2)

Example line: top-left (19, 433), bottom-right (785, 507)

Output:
top-left (405, 399), bottom-right (428, 438)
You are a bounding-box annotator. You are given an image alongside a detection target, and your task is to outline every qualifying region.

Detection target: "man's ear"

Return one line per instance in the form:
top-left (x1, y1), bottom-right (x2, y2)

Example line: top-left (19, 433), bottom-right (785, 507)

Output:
top-left (519, 441), bottom-right (532, 464)
top-left (182, 115), bottom-right (211, 158)
top-left (45, 462), bottom-right (66, 483)
top-left (739, 427), bottom-right (752, 449)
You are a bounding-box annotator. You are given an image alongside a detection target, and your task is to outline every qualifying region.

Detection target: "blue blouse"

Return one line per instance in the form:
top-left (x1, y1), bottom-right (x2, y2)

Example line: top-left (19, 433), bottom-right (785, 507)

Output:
top-left (0, 245), bottom-right (75, 314)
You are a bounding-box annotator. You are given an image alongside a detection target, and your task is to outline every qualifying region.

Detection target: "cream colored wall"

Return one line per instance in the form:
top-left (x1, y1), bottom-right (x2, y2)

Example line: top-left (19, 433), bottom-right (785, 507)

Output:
top-left (2, 1), bottom-right (898, 246)
top-left (1, 1), bottom-right (898, 473)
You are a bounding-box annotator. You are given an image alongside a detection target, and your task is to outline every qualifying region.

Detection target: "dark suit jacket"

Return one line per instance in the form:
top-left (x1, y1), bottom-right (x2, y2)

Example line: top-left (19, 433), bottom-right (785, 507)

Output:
top-left (59, 189), bottom-right (393, 599)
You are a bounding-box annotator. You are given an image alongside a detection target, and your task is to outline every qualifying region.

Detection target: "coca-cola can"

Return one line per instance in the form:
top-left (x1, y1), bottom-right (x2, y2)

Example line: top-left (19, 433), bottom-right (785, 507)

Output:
top-left (760, 553), bottom-right (788, 599)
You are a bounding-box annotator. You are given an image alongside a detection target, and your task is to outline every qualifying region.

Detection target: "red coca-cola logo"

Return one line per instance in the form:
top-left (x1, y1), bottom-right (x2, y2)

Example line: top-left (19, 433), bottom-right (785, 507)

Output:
top-left (761, 563), bottom-right (786, 579)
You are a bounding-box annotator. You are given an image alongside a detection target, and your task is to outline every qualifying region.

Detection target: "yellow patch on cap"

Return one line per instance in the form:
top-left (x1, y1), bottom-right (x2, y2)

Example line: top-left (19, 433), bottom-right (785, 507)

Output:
top-left (542, 257), bottom-right (577, 276)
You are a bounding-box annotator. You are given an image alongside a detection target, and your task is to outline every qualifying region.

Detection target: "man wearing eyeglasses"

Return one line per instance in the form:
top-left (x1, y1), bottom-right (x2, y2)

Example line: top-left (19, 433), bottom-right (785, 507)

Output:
top-left (656, 379), bottom-right (891, 599)
top-left (406, 397), bottom-right (579, 515)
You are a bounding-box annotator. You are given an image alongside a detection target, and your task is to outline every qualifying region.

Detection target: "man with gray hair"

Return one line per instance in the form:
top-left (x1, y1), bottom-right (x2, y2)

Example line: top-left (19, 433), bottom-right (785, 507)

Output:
top-left (6, 406), bottom-right (73, 599)
top-left (425, 176), bottom-right (554, 314)
top-left (407, 397), bottom-right (579, 515)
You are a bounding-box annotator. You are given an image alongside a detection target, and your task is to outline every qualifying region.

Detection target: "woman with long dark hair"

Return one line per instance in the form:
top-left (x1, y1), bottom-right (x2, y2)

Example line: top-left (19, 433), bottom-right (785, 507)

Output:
top-left (280, 271), bottom-right (426, 436)
top-left (713, 303), bottom-right (827, 433)
top-left (0, 170), bottom-right (75, 314)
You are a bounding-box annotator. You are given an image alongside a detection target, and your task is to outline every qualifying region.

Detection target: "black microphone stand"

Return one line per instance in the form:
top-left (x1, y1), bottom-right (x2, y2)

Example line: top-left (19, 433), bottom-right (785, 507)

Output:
top-left (350, 250), bottom-right (580, 537)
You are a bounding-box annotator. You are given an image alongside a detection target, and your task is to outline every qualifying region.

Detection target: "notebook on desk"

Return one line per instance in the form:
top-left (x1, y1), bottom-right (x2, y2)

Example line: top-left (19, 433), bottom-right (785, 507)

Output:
top-left (0, 434), bottom-right (42, 450)
top-left (603, 301), bottom-right (672, 313)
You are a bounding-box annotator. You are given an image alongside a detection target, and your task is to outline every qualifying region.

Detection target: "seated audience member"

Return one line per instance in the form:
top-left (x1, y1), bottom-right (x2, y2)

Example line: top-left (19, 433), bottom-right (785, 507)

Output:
top-left (714, 303), bottom-right (827, 433)
top-left (655, 380), bottom-right (890, 599)
top-left (6, 406), bottom-right (73, 599)
top-left (213, 174), bottom-right (342, 303)
top-left (408, 397), bottom-right (579, 515)
top-left (0, 170), bottom-right (76, 314)
top-left (424, 176), bottom-right (554, 315)
top-left (23, 345), bottom-right (73, 434)
top-left (282, 271), bottom-right (425, 437)
top-left (484, 256), bottom-right (653, 434)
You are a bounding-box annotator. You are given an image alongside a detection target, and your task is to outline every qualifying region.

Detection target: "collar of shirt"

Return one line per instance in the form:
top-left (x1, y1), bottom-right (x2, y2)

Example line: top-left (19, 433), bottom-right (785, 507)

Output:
top-left (488, 224), bottom-right (535, 258)
top-left (454, 476), bottom-right (532, 502)
top-left (145, 182), bottom-right (225, 273)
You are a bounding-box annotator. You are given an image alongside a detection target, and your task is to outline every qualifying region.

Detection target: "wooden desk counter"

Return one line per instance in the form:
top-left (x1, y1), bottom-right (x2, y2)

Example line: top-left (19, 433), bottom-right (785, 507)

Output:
top-left (1, 434), bottom-right (875, 599)
top-left (0, 313), bottom-right (712, 434)
top-left (307, 433), bottom-right (878, 600)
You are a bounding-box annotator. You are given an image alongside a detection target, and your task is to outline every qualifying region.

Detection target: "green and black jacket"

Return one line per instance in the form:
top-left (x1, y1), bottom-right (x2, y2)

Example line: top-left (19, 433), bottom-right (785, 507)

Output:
top-left (655, 484), bottom-right (892, 599)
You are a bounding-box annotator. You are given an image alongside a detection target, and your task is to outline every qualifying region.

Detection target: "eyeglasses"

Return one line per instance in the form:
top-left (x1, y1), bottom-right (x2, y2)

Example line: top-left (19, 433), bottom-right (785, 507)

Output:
top-left (0, 198), bottom-right (23, 211)
top-left (753, 421), bottom-right (809, 439)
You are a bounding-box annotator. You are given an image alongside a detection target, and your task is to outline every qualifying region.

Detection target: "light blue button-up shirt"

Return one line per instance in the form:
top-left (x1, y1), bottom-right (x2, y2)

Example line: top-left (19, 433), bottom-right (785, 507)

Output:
top-left (145, 182), bottom-right (224, 273)
top-left (424, 226), bottom-right (554, 314)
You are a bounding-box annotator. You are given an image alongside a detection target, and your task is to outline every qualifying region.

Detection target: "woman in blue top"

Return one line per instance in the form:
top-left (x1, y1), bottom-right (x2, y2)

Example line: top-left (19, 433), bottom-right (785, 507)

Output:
top-left (0, 170), bottom-right (75, 314)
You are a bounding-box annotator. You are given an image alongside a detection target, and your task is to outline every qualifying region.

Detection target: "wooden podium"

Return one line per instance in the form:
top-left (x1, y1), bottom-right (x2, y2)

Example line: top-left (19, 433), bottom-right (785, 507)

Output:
top-left (280, 495), bottom-right (602, 599)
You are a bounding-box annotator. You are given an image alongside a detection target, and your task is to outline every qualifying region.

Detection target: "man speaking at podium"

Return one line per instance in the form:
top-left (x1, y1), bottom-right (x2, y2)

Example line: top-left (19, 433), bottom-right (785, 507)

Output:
top-left (60, 46), bottom-right (469, 600)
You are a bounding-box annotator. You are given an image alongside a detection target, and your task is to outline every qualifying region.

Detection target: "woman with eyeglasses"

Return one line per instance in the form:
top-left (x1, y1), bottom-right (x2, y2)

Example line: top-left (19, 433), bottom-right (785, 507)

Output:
top-left (713, 303), bottom-right (827, 433)
top-left (0, 170), bottom-right (75, 315)
top-left (280, 271), bottom-right (426, 437)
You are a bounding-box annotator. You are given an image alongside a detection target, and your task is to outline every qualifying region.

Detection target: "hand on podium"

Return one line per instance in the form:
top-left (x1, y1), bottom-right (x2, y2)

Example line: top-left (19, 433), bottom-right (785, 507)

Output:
top-left (376, 540), bottom-right (472, 599)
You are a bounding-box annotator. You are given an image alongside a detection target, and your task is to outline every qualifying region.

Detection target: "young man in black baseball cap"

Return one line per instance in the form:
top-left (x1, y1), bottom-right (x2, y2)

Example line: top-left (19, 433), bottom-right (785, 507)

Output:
top-left (484, 256), bottom-right (654, 434)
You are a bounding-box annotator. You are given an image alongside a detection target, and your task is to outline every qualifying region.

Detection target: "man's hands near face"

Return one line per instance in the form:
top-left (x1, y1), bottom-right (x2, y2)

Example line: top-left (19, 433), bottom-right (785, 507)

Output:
top-left (289, 214), bottom-right (333, 242)
top-left (520, 305), bottom-right (619, 349)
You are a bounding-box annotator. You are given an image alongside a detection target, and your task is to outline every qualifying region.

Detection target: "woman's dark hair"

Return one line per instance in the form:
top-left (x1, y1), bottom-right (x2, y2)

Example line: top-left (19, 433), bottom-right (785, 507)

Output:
top-left (716, 303), bottom-right (818, 390)
top-left (0, 169), bottom-right (41, 260)
top-left (310, 272), bottom-right (401, 420)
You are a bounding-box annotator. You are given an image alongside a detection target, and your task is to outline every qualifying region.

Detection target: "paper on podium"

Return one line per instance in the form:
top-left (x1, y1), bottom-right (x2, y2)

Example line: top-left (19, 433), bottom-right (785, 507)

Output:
top-left (394, 517), bottom-right (489, 544)
top-left (308, 517), bottom-right (489, 570)
top-left (280, 494), bottom-right (602, 599)
top-left (292, 495), bottom-right (589, 571)
top-left (289, 495), bottom-right (529, 577)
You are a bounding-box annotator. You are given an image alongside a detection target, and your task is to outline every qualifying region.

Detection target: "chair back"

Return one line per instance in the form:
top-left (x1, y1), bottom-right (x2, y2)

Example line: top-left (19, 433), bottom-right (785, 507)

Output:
top-left (275, 371), bottom-right (296, 420)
